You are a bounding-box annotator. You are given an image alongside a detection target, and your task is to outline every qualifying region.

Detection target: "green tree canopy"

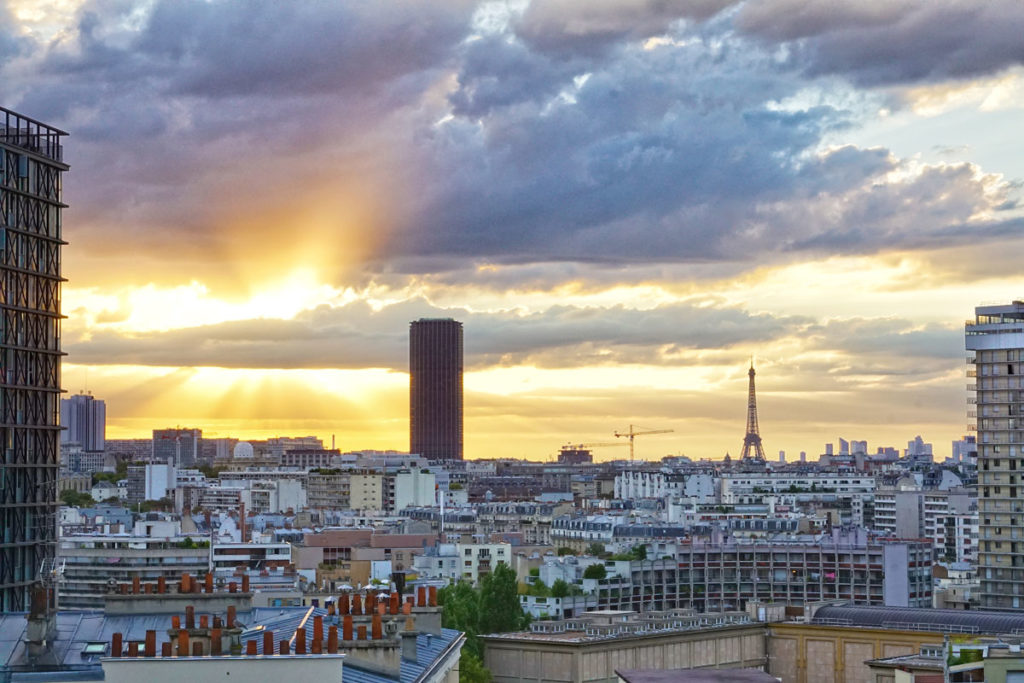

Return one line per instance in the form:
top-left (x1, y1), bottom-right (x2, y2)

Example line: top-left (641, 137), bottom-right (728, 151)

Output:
top-left (585, 542), bottom-right (606, 557)
top-left (583, 564), bottom-right (607, 580)
top-left (439, 564), bottom-right (530, 683)
top-left (59, 489), bottom-right (95, 507)
top-left (550, 579), bottom-right (570, 598)
top-left (556, 546), bottom-right (575, 556)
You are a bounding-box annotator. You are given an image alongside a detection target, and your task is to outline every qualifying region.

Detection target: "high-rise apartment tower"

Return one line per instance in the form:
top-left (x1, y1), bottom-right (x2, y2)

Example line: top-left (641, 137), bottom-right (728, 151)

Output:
top-left (409, 318), bottom-right (463, 461)
top-left (0, 108), bottom-right (67, 611)
top-left (60, 393), bottom-right (106, 451)
top-left (967, 301), bottom-right (1024, 609)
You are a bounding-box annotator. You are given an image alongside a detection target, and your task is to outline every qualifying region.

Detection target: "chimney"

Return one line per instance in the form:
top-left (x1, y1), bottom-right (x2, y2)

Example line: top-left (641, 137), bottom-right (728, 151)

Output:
top-left (279, 639), bottom-right (290, 655)
top-left (200, 615), bottom-right (209, 629)
top-left (227, 605), bottom-right (237, 628)
top-left (161, 642), bottom-right (172, 657)
top-left (192, 642), bottom-right (202, 657)
top-left (229, 581), bottom-right (237, 593)
top-left (205, 572), bottom-right (213, 593)
top-left (111, 633), bottom-right (123, 658)
top-left (372, 613), bottom-right (382, 640)
top-left (158, 576), bottom-right (166, 594)
top-left (294, 628), bottom-right (306, 655)
top-left (357, 625), bottom-right (367, 641)
top-left (343, 615), bottom-right (353, 641)
top-left (242, 575), bottom-right (250, 593)
top-left (400, 631), bottom-right (418, 664)
top-left (327, 626), bottom-right (339, 654)
top-left (177, 630), bottom-right (189, 657)
top-left (181, 573), bottom-right (191, 593)
top-left (132, 576), bottom-right (141, 594)
top-left (128, 642), bottom-right (140, 657)
top-left (239, 501), bottom-right (246, 542)
top-left (340, 594), bottom-right (350, 614)
top-left (352, 594), bottom-right (362, 615)
top-left (417, 586), bottom-right (426, 607)
top-left (313, 616), bottom-right (324, 645)
top-left (428, 586), bottom-right (437, 606)
top-left (246, 640), bottom-right (258, 655)
top-left (185, 605), bottom-right (195, 629)
top-left (263, 630), bottom-right (274, 655)
top-left (390, 592), bottom-right (400, 615)
top-left (210, 628), bottom-right (222, 656)
top-left (145, 630), bottom-right (156, 658)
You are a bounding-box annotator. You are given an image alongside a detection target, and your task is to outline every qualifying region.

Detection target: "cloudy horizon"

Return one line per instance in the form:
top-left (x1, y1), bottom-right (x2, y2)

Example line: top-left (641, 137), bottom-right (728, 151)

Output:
top-left (4, 0), bottom-right (1022, 459)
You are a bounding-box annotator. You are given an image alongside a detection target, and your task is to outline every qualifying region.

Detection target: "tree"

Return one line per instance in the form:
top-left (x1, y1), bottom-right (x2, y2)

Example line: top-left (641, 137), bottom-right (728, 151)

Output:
top-left (556, 546), bottom-right (575, 556)
top-left (528, 580), bottom-right (550, 597)
top-left (583, 564), bottom-right (607, 580)
top-left (550, 579), bottom-right (570, 598)
top-left (59, 489), bottom-right (95, 507)
top-left (479, 563), bottom-right (529, 635)
top-left (439, 567), bottom-right (530, 683)
top-left (459, 651), bottom-right (492, 683)
top-left (585, 542), bottom-right (606, 557)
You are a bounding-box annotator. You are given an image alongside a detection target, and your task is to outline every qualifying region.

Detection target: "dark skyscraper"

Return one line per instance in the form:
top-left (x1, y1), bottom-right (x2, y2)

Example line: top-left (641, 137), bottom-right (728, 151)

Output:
top-left (410, 318), bottom-right (463, 461)
top-left (0, 108), bottom-right (66, 611)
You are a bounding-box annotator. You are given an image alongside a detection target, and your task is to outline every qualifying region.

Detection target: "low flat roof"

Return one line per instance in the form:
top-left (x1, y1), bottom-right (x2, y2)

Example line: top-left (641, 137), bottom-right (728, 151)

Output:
top-left (616, 668), bottom-right (777, 683)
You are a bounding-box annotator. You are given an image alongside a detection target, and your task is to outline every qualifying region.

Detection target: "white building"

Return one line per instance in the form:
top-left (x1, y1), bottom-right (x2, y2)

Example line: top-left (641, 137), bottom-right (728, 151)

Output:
top-left (614, 471), bottom-right (716, 503)
top-left (393, 467), bottom-right (436, 512)
top-left (454, 542), bottom-right (511, 584)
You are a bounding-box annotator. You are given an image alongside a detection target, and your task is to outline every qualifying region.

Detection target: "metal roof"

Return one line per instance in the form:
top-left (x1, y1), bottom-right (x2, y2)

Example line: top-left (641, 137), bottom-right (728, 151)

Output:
top-left (813, 604), bottom-right (1024, 635)
top-left (3, 607), bottom-right (461, 683)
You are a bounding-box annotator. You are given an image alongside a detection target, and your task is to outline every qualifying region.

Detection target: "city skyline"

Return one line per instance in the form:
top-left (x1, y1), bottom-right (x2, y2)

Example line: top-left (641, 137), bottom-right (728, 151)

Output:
top-left (2, 1), bottom-right (1023, 460)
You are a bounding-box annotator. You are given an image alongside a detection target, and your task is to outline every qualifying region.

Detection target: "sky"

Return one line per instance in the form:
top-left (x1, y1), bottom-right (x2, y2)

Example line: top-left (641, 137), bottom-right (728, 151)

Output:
top-left (3, 0), bottom-right (1024, 461)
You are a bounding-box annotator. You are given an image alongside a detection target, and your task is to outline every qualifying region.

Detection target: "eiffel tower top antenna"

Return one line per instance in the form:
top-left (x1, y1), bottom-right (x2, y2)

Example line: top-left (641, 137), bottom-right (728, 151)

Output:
top-left (740, 359), bottom-right (766, 461)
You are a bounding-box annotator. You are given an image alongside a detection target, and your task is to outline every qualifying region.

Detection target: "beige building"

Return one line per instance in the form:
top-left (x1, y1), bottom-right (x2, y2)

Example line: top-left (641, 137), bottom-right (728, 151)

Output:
top-left (350, 472), bottom-right (384, 511)
top-left (483, 610), bottom-right (766, 683)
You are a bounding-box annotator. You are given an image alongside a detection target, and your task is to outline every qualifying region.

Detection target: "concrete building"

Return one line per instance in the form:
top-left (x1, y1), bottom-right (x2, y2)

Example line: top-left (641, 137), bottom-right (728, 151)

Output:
top-left (393, 467), bottom-right (436, 512)
top-left (966, 300), bottom-right (1024, 609)
top-left (409, 318), bottom-right (463, 461)
top-left (58, 520), bottom-right (210, 608)
top-left (0, 107), bottom-right (67, 612)
top-left (153, 428), bottom-right (202, 468)
top-left (483, 610), bottom-right (765, 683)
top-left (873, 486), bottom-right (975, 553)
top-left (60, 393), bottom-right (105, 451)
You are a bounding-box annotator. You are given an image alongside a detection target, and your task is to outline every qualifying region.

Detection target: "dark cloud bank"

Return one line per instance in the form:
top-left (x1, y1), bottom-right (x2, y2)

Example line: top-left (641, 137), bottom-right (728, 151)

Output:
top-left (1, 0), bottom-right (1021, 279)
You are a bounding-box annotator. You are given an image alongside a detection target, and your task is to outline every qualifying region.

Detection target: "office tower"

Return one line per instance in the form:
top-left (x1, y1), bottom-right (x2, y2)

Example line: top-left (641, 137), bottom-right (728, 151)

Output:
top-left (967, 301), bottom-right (1024, 609)
top-left (153, 428), bottom-right (202, 468)
top-left (778, 450), bottom-right (785, 463)
top-left (952, 435), bottom-right (977, 463)
top-left (0, 108), bottom-right (67, 611)
top-left (838, 437), bottom-right (849, 455)
top-left (409, 318), bottom-right (463, 461)
top-left (60, 393), bottom-right (106, 451)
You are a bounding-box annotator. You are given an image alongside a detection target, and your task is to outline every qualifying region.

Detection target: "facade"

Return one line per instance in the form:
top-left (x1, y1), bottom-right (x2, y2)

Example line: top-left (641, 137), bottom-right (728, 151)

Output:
top-left (153, 428), bottom-right (202, 468)
top-left (966, 300), bottom-right (1024, 609)
top-left (59, 392), bottom-right (105, 450)
top-left (0, 108), bottom-right (67, 611)
top-left (409, 318), bottom-right (463, 461)
top-left (58, 521), bottom-right (210, 609)
top-left (483, 610), bottom-right (765, 683)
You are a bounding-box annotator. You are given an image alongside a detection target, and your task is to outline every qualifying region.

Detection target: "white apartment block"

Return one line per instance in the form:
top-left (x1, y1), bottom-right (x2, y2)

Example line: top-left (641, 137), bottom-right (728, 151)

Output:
top-left (614, 471), bottom-right (716, 503)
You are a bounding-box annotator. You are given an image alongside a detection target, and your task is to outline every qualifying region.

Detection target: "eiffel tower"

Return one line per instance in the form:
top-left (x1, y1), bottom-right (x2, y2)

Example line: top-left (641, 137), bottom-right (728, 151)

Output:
top-left (740, 360), bottom-right (766, 461)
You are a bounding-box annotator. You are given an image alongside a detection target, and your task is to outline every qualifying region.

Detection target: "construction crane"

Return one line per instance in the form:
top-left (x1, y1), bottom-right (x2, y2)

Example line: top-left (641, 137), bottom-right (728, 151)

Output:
top-left (614, 425), bottom-right (674, 462)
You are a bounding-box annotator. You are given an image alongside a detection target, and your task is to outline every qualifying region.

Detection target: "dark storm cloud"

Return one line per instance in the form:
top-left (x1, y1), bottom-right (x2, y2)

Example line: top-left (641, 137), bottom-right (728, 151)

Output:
top-left (65, 299), bottom-right (808, 370)
top-left (735, 0), bottom-right (1024, 86)
top-left (2, 0), bottom-right (1021, 284)
top-left (512, 0), bottom-right (736, 57)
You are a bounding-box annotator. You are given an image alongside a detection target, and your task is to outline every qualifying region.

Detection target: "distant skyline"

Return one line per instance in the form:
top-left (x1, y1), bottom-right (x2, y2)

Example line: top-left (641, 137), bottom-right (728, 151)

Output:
top-left (4, 1), bottom-right (1023, 460)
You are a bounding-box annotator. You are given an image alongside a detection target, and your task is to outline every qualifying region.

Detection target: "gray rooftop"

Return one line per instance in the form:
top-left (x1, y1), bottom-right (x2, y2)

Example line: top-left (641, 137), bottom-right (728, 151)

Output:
top-left (813, 604), bottom-right (1024, 635)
